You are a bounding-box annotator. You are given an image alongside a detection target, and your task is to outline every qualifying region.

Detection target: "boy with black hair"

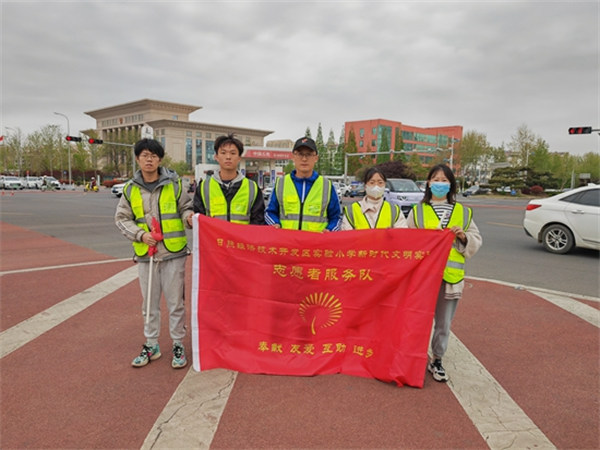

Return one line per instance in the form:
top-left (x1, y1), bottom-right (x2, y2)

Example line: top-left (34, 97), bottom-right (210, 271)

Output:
top-left (115, 138), bottom-right (194, 369)
top-left (189, 133), bottom-right (265, 225)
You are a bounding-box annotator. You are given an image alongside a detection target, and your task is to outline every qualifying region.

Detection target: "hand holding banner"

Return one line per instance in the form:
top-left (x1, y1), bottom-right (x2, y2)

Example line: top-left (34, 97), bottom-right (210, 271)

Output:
top-left (191, 215), bottom-right (454, 387)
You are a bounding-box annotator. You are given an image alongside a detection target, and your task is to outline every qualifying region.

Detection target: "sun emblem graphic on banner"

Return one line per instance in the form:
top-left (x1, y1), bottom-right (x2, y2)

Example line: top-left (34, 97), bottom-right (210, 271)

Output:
top-left (298, 292), bottom-right (343, 335)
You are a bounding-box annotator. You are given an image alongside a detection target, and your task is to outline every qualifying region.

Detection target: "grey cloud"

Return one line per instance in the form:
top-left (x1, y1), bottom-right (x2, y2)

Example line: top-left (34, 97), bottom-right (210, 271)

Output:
top-left (2, 1), bottom-right (598, 154)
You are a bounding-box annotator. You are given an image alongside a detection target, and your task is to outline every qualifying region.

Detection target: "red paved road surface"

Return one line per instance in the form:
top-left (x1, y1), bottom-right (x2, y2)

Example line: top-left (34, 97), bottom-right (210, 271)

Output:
top-left (1, 221), bottom-right (598, 449)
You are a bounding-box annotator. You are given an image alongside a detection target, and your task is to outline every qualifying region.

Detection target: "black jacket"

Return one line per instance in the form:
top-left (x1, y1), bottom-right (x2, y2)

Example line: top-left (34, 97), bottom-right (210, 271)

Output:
top-left (192, 172), bottom-right (265, 225)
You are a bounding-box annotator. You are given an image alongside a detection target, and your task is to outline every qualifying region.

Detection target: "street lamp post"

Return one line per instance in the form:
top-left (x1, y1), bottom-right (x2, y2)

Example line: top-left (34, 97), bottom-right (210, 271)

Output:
top-left (54, 112), bottom-right (72, 186)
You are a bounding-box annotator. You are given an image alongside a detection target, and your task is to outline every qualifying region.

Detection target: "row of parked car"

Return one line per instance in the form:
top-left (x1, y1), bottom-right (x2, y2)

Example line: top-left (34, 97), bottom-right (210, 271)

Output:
top-left (0, 175), bottom-right (61, 190)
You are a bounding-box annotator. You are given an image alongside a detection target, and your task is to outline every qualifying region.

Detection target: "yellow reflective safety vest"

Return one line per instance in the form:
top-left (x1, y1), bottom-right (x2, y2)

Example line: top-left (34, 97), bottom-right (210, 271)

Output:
top-left (275, 174), bottom-right (330, 232)
top-left (344, 201), bottom-right (400, 229)
top-left (124, 180), bottom-right (187, 256)
top-left (200, 176), bottom-right (256, 224)
top-left (412, 202), bottom-right (472, 284)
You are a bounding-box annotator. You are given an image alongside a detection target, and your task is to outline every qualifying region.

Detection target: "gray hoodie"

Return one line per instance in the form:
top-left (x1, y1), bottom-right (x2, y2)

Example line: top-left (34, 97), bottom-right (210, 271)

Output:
top-left (115, 167), bottom-right (194, 262)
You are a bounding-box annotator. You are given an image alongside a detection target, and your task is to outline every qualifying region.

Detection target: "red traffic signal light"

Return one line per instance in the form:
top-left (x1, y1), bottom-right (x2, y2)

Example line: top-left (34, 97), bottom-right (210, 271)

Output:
top-left (568, 127), bottom-right (592, 135)
top-left (88, 138), bottom-right (103, 144)
top-left (65, 136), bottom-right (82, 142)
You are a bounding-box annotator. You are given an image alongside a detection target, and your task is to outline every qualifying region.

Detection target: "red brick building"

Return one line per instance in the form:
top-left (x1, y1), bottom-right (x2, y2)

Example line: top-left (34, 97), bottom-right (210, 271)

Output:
top-left (344, 119), bottom-right (462, 169)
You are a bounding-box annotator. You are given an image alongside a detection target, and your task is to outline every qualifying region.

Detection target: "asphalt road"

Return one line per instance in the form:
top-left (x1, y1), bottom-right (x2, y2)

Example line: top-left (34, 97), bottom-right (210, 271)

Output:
top-left (2, 188), bottom-right (598, 297)
top-left (461, 195), bottom-right (599, 297)
top-left (1, 187), bottom-right (599, 449)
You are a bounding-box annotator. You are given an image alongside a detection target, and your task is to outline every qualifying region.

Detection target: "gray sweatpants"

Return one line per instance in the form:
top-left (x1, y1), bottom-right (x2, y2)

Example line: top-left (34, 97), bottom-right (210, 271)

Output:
top-left (137, 256), bottom-right (187, 345)
top-left (431, 283), bottom-right (459, 360)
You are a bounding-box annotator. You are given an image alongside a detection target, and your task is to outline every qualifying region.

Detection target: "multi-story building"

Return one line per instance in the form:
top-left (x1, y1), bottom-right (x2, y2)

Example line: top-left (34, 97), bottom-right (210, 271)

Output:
top-left (85, 98), bottom-right (274, 166)
top-left (84, 98), bottom-right (293, 187)
top-left (344, 118), bottom-right (463, 169)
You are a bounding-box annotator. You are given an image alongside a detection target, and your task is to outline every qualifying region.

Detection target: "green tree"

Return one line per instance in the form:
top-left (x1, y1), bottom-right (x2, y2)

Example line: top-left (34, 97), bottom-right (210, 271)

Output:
top-left (376, 160), bottom-right (416, 180)
top-left (26, 125), bottom-right (63, 177)
top-left (576, 152), bottom-right (600, 184)
top-left (102, 128), bottom-right (138, 178)
top-left (406, 153), bottom-right (428, 179)
top-left (283, 161), bottom-right (294, 174)
top-left (548, 152), bottom-right (575, 189)
top-left (393, 127), bottom-right (405, 162)
top-left (315, 123), bottom-right (326, 174)
top-left (325, 129), bottom-right (337, 175)
top-left (460, 130), bottom-right (489, 182)
top-left (333, 126), bottom-right (345, 175)
top-left (376, 128), bottom-right (391, 164)
top-left (528, 138), bottom-right (551, 174)
top-left (2, 127), bottom-right (24, 175)
top-left (345, 128), bottom-right (361, 178)
top-left (488, 167), bottom-right (526, 191)
top-left (489, 145), bottom-right (507, 163)
top-left (508, 124), bottom-right (538, 167)
top-left (165, 160), bottom-right (190, 176)
top-left (394, 127), bottom-right (404, 151)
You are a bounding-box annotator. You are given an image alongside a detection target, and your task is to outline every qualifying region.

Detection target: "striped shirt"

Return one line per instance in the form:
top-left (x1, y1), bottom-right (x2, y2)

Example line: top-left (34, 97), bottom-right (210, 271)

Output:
top-left (430, 201), bottom-right (454, 228)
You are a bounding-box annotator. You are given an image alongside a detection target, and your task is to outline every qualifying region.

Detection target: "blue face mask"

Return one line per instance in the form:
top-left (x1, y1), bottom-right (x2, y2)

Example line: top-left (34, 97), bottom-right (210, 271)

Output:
top-left (430, 182), bottom-right (450, 198)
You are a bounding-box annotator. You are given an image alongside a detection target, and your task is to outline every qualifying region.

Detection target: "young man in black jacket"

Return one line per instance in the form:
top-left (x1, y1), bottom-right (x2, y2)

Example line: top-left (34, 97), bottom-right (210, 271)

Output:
top-left (188, 134), bottom-right (265, 225)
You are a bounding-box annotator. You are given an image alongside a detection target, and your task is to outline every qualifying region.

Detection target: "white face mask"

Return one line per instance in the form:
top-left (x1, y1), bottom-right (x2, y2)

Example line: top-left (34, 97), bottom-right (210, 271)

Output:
top-left (366, 185), bottom-right (385, 199)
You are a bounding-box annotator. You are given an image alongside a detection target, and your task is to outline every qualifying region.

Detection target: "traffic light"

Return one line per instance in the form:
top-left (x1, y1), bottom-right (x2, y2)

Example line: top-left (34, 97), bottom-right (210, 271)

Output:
top-left (88, 138), bottom-right (103, 144)
top-left (65, 136), bottom-right (82, 142)
top-left (568, 127), bottom-right (592, 135)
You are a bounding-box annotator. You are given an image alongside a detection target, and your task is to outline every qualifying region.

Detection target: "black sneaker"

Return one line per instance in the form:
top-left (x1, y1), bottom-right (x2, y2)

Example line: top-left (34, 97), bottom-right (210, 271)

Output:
top-left (428, 359), bottom-right (449, 382)
top-left (172, 343), bottom-right (187, 369)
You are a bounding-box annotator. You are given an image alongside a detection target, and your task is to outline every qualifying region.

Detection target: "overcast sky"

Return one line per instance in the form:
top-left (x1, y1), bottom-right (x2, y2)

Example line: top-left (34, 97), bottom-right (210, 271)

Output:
top-left (2, 1), bottom-right (598, 155)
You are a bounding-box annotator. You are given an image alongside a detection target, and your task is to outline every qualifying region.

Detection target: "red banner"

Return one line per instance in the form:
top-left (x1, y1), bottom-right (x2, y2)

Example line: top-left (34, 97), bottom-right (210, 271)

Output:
top-left (191, 214), bottom-right (454, 387)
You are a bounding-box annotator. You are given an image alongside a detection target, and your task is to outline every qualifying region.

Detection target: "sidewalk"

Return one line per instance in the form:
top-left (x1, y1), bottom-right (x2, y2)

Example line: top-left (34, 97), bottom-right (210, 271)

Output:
top-left (1, 221), bottom-right (598, 449)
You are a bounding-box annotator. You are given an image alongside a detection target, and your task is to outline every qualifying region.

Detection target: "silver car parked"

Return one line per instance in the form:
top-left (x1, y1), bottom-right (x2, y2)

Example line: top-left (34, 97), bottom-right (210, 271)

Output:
top-left (384, 178), bottom-right (425, 217)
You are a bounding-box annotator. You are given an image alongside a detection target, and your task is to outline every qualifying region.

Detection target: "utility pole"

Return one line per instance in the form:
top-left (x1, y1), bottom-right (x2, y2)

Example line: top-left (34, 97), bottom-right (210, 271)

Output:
top-left (54, 112), bottom-right (72, 186)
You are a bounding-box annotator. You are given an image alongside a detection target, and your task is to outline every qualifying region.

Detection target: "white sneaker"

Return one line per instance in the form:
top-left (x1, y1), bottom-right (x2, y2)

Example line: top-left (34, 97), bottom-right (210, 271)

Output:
top-left (428, 359), bottom-right (449, 382)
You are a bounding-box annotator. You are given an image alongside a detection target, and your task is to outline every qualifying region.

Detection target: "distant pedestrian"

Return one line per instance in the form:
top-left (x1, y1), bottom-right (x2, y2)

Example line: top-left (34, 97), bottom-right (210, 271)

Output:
top-left (341, 167), bottom-right (407, 230)
top-left (115, 138), bottom-right (194, 369)
top-left (406, 164), bottom-right (482, 382)
top-left (265, 136), bottom-right (341, 231)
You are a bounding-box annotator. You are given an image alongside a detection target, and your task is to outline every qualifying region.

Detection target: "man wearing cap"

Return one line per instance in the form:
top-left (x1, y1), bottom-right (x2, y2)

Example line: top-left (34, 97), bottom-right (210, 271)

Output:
top-left (265, 136), bottom-right (341, 232)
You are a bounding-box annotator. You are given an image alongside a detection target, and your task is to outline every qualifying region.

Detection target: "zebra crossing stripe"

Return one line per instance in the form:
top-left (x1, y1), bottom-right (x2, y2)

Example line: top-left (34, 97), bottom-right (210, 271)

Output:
top-left (446, 333), bottom-right (556, 449)
top-left (0, 266), bottom-right (138, 359)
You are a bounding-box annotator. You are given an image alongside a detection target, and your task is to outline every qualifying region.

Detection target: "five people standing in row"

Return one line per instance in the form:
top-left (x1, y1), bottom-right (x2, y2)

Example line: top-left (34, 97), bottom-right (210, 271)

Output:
top-left (116, 135), bottom-right (481, 383)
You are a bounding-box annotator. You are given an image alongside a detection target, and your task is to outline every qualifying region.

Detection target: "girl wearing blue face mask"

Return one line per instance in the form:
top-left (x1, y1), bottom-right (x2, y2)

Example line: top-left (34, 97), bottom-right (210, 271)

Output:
top-left (341, 167), bottom-right (408, 230)
top-left (406, 164), bottom-right (482, 383)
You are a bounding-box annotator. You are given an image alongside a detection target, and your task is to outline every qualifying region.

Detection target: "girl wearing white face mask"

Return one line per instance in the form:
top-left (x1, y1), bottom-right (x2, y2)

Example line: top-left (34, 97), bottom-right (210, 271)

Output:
top-left (406, 164), bottom-right (482, 383)
top-left (341, 167), bottom-right (408, 230)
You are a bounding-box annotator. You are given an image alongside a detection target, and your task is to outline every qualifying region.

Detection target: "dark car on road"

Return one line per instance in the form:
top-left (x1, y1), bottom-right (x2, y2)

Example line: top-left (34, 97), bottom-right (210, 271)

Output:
top-left (346, 182), bottom-right (366, 198)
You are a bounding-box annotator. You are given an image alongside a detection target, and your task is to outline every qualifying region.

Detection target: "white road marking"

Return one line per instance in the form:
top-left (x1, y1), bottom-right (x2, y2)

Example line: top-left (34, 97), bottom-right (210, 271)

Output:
top-left (0, 265), bottom-right (138, 358)
top-left (0, 258), bottom-right (131, 276)
top-left (446, 333), bottom-right (557, 449)
top-left (1, 271), bottom-right (592, 449)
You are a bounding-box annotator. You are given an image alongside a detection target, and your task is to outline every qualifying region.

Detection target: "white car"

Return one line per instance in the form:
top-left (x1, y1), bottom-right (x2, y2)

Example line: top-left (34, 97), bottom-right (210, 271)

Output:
top-left (523, 184), bottom-right (599, 254)
top-left (332, 182), bottom-right (344, 199)
top-left (42, 176), bottom-right (61, 189)
top-left (3, 176), bottom-right (24, 190)
top-left (25, 177), bottom-right (42, 189)
top-left (384, 178), bottom-right (425, 217)
top-left (111, 182), bottom-right (127, 197)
